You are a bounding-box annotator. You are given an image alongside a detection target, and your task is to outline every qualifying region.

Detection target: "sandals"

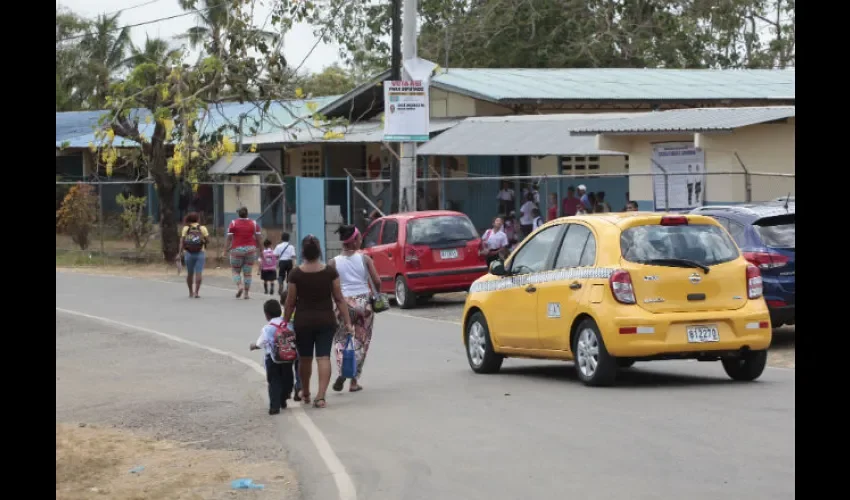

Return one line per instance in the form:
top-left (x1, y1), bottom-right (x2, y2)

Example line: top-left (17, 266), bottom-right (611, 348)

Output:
top-left (349, 385), bottom-right (363, 393)
top-left (236, 289), bottom-right (243, 298)
top-left (332, 377), bottom-right (345, 392)
top-left (313, 398), bottom-right (327, 409)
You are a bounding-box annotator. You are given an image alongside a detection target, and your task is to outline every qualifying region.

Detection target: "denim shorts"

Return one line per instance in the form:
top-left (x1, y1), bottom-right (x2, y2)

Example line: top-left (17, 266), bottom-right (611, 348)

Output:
top-left (185, 251), bottom-right (206, 275)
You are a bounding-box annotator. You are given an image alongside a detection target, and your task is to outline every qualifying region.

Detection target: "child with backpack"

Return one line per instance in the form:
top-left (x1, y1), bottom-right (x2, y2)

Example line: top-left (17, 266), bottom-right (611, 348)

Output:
top-left (250, 300), bottom-right (296, 414)
top-left (259, 239), bottom-right (278, 295)
top-left (279, 290), bottom-right (302, 402)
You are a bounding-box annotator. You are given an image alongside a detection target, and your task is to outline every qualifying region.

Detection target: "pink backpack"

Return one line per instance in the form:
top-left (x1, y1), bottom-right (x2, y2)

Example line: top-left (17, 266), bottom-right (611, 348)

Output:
top-left (261, 249), bottom-right (276, 270)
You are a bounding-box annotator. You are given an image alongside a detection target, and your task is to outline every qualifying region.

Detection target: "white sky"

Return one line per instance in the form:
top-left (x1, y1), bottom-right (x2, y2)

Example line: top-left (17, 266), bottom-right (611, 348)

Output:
top-left (58, 0), bottom-right (342, 74)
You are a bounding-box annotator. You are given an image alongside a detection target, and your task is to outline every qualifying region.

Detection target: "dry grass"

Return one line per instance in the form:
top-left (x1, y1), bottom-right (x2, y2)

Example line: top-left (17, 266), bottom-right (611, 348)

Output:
top-left (56, 423), bottom-right (296, 500)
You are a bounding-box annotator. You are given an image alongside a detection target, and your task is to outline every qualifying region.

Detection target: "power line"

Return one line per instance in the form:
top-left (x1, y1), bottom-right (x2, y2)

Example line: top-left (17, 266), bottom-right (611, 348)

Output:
top-left (102, 0), bottom-right (167, 18)
top-left (58, 1), bottom-right (226, 42)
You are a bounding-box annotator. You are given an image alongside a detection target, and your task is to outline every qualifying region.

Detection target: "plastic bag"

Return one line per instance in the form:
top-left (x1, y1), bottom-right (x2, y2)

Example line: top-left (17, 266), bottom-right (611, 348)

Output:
top-left (341, 334), bottom-right (357, 379)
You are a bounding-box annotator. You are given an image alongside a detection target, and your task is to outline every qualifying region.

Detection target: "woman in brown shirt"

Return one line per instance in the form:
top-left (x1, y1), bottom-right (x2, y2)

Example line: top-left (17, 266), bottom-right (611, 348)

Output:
top-left (283, 235), bottom-right (353, 408)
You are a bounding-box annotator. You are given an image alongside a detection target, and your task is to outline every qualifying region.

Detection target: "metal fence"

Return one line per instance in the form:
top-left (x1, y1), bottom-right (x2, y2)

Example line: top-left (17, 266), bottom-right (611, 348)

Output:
top-left (347, 170), bottom-right (795, 232)
top-left (56, 170), bottom-right (793, 265)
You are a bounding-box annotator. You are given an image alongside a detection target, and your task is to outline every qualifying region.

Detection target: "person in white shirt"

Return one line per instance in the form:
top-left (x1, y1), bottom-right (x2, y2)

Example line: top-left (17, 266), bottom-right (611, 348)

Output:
top-left (519, 192), bottom-right (536, 238)
top-left (497, 181), bottom-right (515, 216)
top-left (532, 207), bottom-right (544, 230)
top-left (273, 232), bottom-right (296, 290)
top-left (480, 217), bottom-right (510, 266)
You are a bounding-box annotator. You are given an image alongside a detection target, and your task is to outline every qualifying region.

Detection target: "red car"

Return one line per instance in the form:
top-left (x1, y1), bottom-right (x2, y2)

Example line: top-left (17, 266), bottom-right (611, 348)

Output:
top-left (361, 210), bottom-right (489, 309)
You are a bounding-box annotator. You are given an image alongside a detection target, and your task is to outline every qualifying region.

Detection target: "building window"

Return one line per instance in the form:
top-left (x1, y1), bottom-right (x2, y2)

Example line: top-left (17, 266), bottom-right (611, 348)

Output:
top-left (624, 155), bottom-right (630, 171)
top-left (302, 150), bottom-right (322, 177)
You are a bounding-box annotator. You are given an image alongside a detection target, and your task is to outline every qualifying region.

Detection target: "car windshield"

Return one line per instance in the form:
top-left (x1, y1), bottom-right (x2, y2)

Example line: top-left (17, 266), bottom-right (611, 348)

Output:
top-left (620, 223), bottom-right (739, 267)
top-left (753, 215), bottom-right (795, 249)
top-left (407, 215), bottom-right (479, 245)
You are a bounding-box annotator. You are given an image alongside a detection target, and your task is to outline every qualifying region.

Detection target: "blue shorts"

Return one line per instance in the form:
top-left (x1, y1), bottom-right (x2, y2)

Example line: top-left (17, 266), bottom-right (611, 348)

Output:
top-left (185, 251), bottom-right (206, 275)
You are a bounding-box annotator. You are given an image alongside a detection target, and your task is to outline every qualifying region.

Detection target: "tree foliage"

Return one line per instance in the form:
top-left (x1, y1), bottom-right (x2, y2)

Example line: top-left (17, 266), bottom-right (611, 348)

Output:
top-left (57, 183), bottom-right (98, 250)
top-left (115, 194), bottom-right (154, 251)
top-left (312, 0), bottom-right (795, 70)
top-left (300, 64), bottom-right (357, 97)
top-left (87, 0), bottom-right (321, 263)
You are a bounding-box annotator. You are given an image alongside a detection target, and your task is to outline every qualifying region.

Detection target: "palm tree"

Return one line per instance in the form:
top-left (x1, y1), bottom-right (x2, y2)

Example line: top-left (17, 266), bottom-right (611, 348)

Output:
top-left (177, 0), bottom-right (233, 56)
top-left (178, 0), bottom-right (278, 56)
top-left (125, 35), bottom-right (183, 69)
top-left (79, 13), bottom-right (131, 108)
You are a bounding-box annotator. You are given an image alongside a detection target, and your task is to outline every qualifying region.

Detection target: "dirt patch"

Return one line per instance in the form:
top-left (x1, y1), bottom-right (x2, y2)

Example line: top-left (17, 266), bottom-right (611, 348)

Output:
top-left (56, 315), bottom-right (300, 500)
top-left (57, 423), bottom-right (294, 500)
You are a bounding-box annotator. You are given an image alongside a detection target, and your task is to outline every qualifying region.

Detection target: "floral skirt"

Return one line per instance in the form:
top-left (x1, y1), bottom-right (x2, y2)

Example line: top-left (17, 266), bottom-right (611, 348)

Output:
top-left (334, 294), bottom-right (374, 379)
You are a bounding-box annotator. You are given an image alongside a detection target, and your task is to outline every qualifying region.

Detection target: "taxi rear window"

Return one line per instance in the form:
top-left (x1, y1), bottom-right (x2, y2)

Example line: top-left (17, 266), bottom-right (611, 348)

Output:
top-left (620, 224), bottom-right (739, 266)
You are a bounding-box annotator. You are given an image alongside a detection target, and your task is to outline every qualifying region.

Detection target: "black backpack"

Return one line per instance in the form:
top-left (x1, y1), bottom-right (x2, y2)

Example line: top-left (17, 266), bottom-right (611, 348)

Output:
top-left (183, 224), bottom-right (205, 253)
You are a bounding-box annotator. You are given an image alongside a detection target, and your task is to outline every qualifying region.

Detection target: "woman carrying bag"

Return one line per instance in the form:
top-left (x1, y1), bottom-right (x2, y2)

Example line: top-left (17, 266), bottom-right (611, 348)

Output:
top-left (329, 225), bottom-right (388, 393)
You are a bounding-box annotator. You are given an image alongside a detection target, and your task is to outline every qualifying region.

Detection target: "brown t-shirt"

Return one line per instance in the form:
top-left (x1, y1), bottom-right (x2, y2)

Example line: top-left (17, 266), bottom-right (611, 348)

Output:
top-left (288, 266), bottom-right (339, 329)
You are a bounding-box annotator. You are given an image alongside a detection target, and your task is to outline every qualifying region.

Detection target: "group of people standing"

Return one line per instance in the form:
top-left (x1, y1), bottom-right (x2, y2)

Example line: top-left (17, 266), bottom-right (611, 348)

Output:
top-left (484, 183), bottom-right (640, 264)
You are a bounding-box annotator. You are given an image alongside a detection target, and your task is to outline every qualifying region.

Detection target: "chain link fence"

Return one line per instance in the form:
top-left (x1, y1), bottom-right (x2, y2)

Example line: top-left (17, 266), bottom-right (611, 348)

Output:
top-left (56, 170), bottom-right (793, 267)
top-left (347, 170), bottom-right (794, 233)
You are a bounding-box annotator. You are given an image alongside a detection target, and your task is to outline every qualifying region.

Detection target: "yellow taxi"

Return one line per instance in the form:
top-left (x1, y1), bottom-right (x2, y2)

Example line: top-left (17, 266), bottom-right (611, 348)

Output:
top-left (462, 213), bottom-right (772, 386)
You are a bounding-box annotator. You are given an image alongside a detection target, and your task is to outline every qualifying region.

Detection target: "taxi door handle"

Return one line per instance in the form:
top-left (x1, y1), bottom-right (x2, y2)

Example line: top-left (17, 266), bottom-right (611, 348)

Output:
top-left (569, 282), bottom-right (582, 290)
top-left (525, 285), bottom-right (536, 293)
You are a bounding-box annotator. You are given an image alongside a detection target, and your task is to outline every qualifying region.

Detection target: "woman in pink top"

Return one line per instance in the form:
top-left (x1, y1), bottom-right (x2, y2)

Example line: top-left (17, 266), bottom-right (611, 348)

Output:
top-left (226, 207), bottom-right (262, 299)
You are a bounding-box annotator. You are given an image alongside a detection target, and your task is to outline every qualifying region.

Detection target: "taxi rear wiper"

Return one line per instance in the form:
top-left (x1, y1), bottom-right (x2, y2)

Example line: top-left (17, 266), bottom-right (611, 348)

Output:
top-left (643, 258), bottom-right (710, 274)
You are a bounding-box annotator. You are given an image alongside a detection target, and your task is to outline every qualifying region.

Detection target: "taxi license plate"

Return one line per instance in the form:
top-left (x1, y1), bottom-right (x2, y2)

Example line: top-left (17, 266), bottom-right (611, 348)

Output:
top-left (687, 325), bottom-right (719, 343)
top-left (440, 249), bottom-right (459, 260)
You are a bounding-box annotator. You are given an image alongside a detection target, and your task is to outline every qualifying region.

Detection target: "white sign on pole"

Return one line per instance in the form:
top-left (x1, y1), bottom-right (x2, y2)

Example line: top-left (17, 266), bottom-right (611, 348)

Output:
top-left (383, 80), bottom-right (429, 142)
top-left (651, 142), bottom-right (706, 211)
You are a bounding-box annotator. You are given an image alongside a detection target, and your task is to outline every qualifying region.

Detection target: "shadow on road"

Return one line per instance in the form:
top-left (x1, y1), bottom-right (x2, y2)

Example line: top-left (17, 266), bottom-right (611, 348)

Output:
top-left (498, 362), bottom-right (750, 388)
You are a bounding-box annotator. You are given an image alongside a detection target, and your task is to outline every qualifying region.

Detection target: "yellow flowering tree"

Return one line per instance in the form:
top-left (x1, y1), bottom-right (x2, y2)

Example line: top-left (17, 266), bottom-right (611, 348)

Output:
top-left (94, 0), bottom-right (316, 262)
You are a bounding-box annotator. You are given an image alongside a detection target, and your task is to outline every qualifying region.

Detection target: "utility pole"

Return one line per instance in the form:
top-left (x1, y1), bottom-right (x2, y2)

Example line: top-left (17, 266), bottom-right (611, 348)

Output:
top-left (398, 0), bottom-right (418, 213)
top-left (389, 0), bottom-right (402, 213)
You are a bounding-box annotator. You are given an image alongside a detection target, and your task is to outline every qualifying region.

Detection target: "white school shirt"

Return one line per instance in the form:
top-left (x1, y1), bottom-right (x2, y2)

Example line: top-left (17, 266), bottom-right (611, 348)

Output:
top-left (497, 188), bottom-right (515, 201)
top-left (483, 229), bottom-right (509, 250)
top-left (273, 242), bottom-right (295, 261)
top-left (519, 201), bottom-right (536, 225)
top-left (532, 216), bottom-right (543, 229)
top-left (256, 317), bottom-right (286, 358)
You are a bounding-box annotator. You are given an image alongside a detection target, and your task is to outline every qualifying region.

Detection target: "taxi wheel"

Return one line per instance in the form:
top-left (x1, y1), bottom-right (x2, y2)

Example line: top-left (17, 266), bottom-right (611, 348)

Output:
top-left (394, 276), bottom-right (417, 309)
top-left (573, 319), bottom-right (618, 387)
top-left (721, 350), bottom-right (768, 381)
top-left (465, 312), bottom-right (503, 374)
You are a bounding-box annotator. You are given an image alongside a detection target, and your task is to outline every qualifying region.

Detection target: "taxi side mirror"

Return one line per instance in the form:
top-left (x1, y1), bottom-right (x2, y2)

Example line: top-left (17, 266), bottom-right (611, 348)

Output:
top-left (489, 260), bottom-right (507, 276)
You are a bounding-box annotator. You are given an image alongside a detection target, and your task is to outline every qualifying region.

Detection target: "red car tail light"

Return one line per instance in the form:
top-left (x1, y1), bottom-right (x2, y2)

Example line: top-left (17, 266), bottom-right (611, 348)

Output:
top-left (405, 245), bottom-right (425, 268)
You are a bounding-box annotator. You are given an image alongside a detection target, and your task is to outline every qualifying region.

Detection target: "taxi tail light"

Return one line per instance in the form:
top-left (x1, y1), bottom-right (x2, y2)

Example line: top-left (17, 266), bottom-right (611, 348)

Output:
top-left (660, 215), bottom-right (688, 226)
top-left (609, 269), bottom-right (636, 304)
top-left (746, 264), bottom-right (763, 299)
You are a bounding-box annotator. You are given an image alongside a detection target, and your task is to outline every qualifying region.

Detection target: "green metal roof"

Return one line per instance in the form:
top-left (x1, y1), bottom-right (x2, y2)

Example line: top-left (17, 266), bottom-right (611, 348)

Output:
top-left (431, 68), bottom-right (795, 102)
top-left (569, 106), bottom-right (795, 135)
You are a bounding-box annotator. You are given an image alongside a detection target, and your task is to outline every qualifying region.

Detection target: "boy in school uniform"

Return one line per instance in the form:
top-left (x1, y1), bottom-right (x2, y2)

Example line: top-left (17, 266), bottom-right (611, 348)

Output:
top-left (279, 291), bottom-right (302, 402)
top-left (250, 300), bottom-right (295, 414)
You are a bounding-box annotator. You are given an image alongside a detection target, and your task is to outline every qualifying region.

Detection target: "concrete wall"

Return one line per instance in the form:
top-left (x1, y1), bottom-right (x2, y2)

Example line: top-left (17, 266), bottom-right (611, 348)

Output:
top-left (598, 120), bottom-right (795, 209)
top-left (223, 174), bottom-right (262, 226)
top-left (598, 134), bottom-right (693, 210)
top-left (695, 118), bottom-right (795, 203)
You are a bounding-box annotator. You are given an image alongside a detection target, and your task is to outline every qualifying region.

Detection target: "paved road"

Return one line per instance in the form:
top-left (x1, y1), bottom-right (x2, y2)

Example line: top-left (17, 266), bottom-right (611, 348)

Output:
top-left (56, 272), bottom-right (795, 500)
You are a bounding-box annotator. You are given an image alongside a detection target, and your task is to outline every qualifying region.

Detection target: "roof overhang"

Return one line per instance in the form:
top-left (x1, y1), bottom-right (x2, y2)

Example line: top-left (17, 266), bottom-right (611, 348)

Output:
top-left (207, 153), bottom-right (278, 176)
